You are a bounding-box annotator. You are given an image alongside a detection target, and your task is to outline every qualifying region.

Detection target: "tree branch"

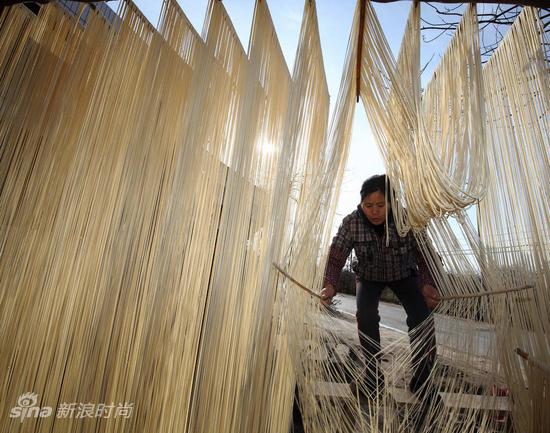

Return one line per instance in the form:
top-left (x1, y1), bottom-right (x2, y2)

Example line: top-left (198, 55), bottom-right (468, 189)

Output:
top-left (370, 0), bottom-right (549, 7)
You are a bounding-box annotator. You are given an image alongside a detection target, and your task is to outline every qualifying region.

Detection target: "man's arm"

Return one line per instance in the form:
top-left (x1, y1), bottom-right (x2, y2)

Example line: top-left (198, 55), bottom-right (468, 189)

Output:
top-left (321, 219), bottom-right (353, 305)
top-left (413, 231), bottom-right (441, 309)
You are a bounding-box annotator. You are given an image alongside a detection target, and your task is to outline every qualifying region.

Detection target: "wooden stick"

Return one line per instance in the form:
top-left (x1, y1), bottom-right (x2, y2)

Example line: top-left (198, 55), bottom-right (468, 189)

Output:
top-left (439, 285), bottom-right (533, 301)
top-left (272, 262), bottom-right (323, 300)
top-left (356, 0), bottom-right (366, 103)
top-left (271, 263), bottom-right (353, 321)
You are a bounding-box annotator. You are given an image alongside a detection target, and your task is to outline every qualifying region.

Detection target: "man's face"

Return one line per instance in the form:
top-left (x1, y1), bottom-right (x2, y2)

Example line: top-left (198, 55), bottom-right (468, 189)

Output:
top-left (361, 191), bottom-right (387, 226)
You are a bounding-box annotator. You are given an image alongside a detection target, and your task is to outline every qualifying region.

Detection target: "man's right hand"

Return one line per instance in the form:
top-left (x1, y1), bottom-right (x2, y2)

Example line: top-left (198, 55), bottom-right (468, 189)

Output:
top-left (320, 284), bottom-right (336, 306)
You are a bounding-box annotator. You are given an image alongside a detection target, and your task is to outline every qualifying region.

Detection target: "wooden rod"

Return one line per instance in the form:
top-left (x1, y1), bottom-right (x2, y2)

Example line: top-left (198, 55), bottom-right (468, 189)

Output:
top-left (272, 262), bottom-right (323, 300)
top-left (439, 285), bottom-right (533, 301)
top-left (356, 0), bottom-right (366, 103)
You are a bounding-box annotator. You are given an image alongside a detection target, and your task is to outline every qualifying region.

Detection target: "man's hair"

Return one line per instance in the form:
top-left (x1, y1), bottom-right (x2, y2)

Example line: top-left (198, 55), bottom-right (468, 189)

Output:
top-left (360, 174), bottom-right (389, 202)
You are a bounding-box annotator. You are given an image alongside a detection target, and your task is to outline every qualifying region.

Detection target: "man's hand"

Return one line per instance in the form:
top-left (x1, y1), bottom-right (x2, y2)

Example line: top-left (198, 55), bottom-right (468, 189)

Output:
top-left (421, 284), bottom-right (441, 310)
top-left (320, 284), bottom-right (336, 306)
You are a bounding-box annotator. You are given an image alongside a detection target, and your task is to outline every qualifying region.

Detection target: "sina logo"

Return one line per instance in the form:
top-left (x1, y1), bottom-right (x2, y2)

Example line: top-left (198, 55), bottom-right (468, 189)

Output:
top-left (10, 393), bottom-right (52, 422)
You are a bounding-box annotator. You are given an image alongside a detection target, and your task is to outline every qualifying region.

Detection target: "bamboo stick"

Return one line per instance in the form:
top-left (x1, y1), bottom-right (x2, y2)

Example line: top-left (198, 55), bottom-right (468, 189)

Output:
top-left (272, 262), bottom-right (323, 300)
top-left (439, 285), bottom-right (533, 301)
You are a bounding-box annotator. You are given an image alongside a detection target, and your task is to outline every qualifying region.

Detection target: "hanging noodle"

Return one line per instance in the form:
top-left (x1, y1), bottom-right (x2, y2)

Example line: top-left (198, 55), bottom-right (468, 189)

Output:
top-left (0, 1), bottom-right (548, 433)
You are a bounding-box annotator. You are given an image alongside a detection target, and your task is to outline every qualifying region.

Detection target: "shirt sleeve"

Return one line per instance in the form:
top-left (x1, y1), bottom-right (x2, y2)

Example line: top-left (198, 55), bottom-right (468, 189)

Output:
top-left (413, 231), bottom-right (437, 288)
top-left (323, 218), bottom-right (353, 289)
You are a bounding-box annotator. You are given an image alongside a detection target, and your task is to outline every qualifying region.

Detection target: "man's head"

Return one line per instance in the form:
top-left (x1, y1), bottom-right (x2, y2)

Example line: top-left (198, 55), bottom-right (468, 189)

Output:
top-left (360, 174), bottom-right (389, 226)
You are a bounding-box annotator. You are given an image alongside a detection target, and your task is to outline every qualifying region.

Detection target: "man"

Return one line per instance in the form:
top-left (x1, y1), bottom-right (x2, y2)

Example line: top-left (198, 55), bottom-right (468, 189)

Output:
top-left (321, 174), bottom-right (440, 397)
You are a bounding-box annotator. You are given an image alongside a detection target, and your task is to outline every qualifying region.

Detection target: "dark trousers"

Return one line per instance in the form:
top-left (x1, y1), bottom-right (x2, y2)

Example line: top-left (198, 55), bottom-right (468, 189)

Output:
top-left (356, 276), bottom-right (435, 394)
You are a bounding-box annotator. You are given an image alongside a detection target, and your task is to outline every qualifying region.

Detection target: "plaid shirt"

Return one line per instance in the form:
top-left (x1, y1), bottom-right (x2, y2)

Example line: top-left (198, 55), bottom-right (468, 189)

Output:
top-left (324, 207), bottom-right (434, 288)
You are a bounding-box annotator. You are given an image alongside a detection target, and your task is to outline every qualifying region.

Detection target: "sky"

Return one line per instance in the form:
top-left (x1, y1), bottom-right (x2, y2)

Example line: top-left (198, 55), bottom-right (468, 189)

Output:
top-left (123, 0), bottom-right (464, 230)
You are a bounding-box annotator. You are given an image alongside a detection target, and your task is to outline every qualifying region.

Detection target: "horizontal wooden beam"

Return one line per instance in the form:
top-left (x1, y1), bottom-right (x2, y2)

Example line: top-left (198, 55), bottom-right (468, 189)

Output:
top-left (1, 0), bottom-right (547, 13)
top-left (0, 0), bottom-right (107, 5)
top-left (1, 0), bottom-right (546, 7)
